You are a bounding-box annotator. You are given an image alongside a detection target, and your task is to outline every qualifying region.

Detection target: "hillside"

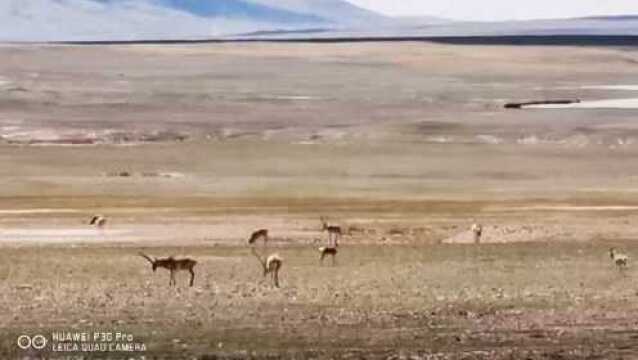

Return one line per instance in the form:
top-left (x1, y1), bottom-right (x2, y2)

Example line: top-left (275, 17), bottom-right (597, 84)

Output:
top-left (0, 0), bottom-right (383, 41)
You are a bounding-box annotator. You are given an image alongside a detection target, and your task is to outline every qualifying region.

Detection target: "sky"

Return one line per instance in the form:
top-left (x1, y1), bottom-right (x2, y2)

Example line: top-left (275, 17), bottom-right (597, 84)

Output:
top-left (346, 0), bottom-right (638, 21)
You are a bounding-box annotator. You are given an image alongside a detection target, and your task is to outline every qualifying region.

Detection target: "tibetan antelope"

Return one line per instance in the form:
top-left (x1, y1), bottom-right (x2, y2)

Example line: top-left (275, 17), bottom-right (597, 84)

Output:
top-left (609, 248), bottom-right (629, 272)
top-left (320, 217), bottom-right (342, 247)
top-left (251, 247), bottom-right (282, 287)
top-left (139, 252), bottom-right (197, 287)
top-left (248, 229), bottom-right (269, 246)
top-left (89, 215), bottom-right (107, 228)
top-left (318, 246), bottom-right (337, 266)
top-left (471, 223), bottom-right (483, 244)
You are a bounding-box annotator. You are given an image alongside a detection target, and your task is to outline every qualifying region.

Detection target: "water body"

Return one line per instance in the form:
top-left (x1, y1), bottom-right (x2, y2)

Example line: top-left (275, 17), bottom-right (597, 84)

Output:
top-left (526, 98), bottom-right (638, 109)
top-left (525, 85), bottom-right (638, 109)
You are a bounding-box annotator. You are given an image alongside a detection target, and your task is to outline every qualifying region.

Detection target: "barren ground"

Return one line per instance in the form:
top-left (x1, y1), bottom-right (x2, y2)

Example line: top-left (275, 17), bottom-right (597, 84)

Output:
top-left (1, 42), bottom-right (638, 359)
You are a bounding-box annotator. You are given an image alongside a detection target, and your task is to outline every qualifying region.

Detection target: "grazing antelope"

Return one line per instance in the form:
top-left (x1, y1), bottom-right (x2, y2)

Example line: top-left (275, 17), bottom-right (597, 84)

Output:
top-left (471, 223), bottom-right (483, 244)
top-left (248, 229), bottom-right (269, 246)
top-left (609, 248), bottom-right (629, 272)
top-left (318, 246), bottom-right (337, 266)
top-left (251, 247), bottom-right (282, 287)
top-left (139, 252), bottom-right (197, 287)
top-left (321, 217), bottom-right (342, 247)
top-left (89, 215), bottom-right (107, 228)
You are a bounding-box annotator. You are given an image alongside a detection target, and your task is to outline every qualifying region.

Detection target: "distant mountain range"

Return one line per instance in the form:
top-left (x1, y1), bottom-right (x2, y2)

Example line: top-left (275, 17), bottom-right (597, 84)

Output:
top-left (0, 1), bottom-right (637, 42)
top-left (0, 0), bottom-right (382, 41)
top-left (231, 14), bottom-right (638, 39)
top-left (247, 0), bottom-right (386, 26)
top-left (419, 16), bottom-right (638, 37)
top-left (93, 0), bottom-right (325, 24)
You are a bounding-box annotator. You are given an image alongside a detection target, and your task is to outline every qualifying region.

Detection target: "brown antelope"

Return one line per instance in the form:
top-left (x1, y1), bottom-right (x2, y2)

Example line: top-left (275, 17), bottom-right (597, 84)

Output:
top-left (321, 217), bottom-right (342, 247)
top-left (139, 252), bottom-right (197, 287)
top-left (471, 223), bottom-right (483, 244)
top-left (89, 215), bottom-right (107, 228)
top-left (251, 247), bottom-right (282, 287)
top-left (609, 248), bottom-right (629, 272)
top-left (318, 246), bottom-right (337, 266)
top-left (248, 229), bottom-right (269, 246)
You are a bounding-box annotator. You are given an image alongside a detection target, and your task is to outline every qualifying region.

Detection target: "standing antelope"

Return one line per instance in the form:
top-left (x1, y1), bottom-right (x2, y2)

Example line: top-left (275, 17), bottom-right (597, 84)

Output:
top-left (471, 223), bottom-right (483, 244)
top-left (89, 215), bottom-right (107, 228)
top-left (251, 247), bottom-right (283, 287)
top-left (248, 229), bottom-right (269, 246)
top-left (609, 248), bottom-right (629, 272)
top-left (318, 246), bottom-right (337, 266)
top-left (321, 217), bottom-right (342, 247)
top-left (139, 252), bottom-right (197, 287)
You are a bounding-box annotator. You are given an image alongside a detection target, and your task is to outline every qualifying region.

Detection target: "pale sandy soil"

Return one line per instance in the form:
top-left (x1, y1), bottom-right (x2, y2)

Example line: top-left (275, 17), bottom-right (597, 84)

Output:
top-left (1, 42), bottom-right (638, 358)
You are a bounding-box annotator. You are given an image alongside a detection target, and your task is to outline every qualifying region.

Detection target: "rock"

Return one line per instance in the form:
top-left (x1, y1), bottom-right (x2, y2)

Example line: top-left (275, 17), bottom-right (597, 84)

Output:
top-left (504, 99), bottom-right (580, 109)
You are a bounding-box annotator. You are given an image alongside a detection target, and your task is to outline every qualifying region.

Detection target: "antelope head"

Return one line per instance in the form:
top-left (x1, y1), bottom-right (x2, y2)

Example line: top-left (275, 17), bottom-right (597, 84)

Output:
top-left (320, 216), bottom-right (328, 230)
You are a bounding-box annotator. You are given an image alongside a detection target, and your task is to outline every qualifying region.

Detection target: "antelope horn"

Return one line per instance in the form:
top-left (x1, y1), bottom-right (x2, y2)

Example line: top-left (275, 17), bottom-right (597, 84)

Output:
top-left (138, 252), bottom-right (155, 265)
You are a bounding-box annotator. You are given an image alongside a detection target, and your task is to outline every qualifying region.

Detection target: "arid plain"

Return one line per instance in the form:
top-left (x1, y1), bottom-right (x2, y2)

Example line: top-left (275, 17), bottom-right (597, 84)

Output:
top-left (2, 42), bottom-right (638, 359)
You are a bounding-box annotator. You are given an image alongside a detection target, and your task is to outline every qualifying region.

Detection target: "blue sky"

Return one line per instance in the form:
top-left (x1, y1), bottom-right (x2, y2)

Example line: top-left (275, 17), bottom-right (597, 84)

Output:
top-left (347, 0), bottom-right (638, 21)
